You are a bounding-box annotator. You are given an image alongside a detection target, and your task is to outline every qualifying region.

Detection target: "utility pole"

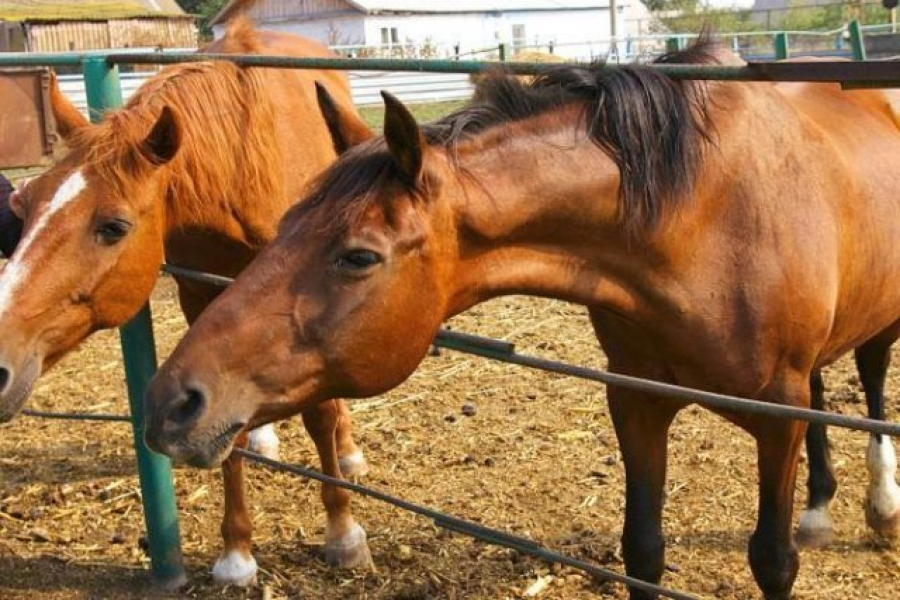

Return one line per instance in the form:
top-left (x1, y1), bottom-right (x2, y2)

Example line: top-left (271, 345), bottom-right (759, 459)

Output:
top-left (609, 0), bottom-right (618, 60)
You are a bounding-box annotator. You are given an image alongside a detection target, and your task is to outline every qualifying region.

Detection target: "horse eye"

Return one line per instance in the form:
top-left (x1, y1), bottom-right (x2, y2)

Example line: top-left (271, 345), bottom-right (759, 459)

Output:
top-left (335, 249), bottom-right (382, 271)
top-left (95, 218), bottom-right (132, 245)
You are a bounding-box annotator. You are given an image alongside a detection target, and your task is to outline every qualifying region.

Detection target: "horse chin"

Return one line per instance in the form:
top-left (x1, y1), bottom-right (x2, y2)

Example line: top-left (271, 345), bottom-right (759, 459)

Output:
top-left (0, 356), bottom-right (39, 424)
top-left (165, 422), bottom-right (244, 469)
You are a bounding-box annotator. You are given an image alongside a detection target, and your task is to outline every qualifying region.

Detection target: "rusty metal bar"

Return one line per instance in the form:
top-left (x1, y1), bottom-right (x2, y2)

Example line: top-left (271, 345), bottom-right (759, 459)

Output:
top-left (235, 448), bottom-right (698, 600)
top-left (163, 264), bottom-right (900, 437)
top-left (104, 52), bottom-right (900, 86)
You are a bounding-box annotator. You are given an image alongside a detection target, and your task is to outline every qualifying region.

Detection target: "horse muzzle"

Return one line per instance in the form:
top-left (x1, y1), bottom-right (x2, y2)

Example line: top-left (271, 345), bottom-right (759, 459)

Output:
top-left (144, 376), bottom-right (245, 468)
top-left (0, 354), bottom-right (39, 423)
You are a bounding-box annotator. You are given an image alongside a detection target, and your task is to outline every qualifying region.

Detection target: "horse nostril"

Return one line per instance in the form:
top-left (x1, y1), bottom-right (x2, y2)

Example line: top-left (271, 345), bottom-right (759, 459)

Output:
top-left (168, 387), bottom-right (206, 427)
top-left (0, 366), bottom-right (10, 395)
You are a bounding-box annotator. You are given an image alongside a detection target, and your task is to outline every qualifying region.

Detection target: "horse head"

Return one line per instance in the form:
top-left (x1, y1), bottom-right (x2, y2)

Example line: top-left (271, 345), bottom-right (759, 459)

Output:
top-left (144, 91), bottom-right (448, 467)
top-left (0, 75), bottom-right (181, 422)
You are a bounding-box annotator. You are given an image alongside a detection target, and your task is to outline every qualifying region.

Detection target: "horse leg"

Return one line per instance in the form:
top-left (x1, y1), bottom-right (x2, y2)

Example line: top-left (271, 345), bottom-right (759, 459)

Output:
top-left (747, 382), bottom-right (807, 600)
top-left (856, 340), bottom-right (900, 536)
top-left (335, 399), bottom-right (369, 478)
top-left (796, 370), bottom-right (837, 547)
top-left (302, 399), bottom-right (372, 568)
top-left (212, 432), bottom-right (258, 586)
top-left (609, 388), bottom-right (679, 599)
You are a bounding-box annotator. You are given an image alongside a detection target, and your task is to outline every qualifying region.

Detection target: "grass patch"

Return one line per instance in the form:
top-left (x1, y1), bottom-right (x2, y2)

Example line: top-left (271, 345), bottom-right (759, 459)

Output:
top-left (359, 99), bottom-right (467, 132)
top-left (0, 1), bottom-right (182, 21)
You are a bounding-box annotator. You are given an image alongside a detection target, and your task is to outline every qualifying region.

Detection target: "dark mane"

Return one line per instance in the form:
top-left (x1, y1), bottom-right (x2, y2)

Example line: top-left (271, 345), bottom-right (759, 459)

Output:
top-left (293, 37), bottom-right (723, 235)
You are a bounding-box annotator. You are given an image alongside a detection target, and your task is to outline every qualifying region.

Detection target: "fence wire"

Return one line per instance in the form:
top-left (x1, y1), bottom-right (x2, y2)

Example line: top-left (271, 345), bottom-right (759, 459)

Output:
top-left (161, 263), bottom-right (900, 438)
top-left (15, 398), bottom-right (697, 598)
top-left (235, 448), bottom-right (698, 600)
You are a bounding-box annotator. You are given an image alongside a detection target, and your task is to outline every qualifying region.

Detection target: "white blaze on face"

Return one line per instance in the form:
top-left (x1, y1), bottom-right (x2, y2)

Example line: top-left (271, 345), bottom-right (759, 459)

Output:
top-left (0, 170), bottom-right (87, 316)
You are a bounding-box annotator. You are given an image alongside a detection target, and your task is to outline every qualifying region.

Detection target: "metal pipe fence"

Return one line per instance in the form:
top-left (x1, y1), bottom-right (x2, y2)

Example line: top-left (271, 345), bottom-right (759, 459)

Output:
top-left (1, 33), bottom-right (898, 596)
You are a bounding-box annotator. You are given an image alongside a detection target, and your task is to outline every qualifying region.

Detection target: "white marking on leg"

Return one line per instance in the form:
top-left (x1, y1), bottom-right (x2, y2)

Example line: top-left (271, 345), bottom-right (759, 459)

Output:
top-left (212, 549), bottom-right (257, 587)
top-left (326, 521), bottom-right (366, 547)
top-left (248, 423), bottom-right (280, 460)
top-left (797, 505), bottom-right (834, 534)
top-left (324, 521), bottom-right (373, 568)
top-left (866, 435), bottom-right (900, 521)
top-left (338, 448), bottom-right (368, 477)
top-left (0, 170), bottom-right (87, 315)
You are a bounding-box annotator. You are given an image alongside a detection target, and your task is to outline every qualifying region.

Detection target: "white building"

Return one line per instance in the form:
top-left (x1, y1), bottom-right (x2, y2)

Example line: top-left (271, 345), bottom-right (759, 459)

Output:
top-left (211, 1), bottom-right (658, 60)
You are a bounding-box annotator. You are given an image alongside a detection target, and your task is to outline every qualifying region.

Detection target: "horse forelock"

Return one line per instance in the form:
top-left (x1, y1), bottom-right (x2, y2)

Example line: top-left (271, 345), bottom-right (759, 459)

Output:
top-left (285, 139), bottom-right (411, 238)
top-left (68, 60), bottom-right (284, 226)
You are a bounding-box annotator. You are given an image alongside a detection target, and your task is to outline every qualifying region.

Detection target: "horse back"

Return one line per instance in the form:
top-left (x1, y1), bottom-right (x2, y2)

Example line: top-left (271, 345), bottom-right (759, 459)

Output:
top-left (767, 81), bottom-right (900, 361)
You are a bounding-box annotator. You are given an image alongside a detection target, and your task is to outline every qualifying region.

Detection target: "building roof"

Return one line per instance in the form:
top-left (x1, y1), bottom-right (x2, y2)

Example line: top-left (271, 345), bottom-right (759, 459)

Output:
top-left (346, 0), bottom-right (606, 11)
top-left (0, 0), bottom-right (188, 22)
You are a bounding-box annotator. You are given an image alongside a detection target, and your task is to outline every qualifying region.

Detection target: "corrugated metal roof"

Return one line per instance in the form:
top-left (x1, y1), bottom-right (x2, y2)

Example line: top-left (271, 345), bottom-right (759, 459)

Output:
top-left (345, 0), bottom-right (607, 11)
top-left (0, 0), bottom-right (188, 22)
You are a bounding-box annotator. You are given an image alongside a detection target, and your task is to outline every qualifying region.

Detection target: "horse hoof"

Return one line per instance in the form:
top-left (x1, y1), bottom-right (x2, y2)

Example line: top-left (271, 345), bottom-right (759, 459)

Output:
top-left (248, 424), bottom-right (280, 461)
top-left (795, 526), bottom-right (834, 549)
top-left (212, 550), bottom-right (258, 587)
top-left (338, 449), bottom-right (370, 478)
top-left (325, 523), bottom-right (373, 569)
top-left (796, 507), bottom-right (834, 548)
top-left (865, 501), bottom-right (900, 537)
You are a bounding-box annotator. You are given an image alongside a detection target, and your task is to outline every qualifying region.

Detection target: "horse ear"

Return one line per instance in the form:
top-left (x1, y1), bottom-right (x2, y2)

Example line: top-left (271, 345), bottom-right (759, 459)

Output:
top-left (381, 91), bottom-right (425, 183)
top-left (48, 70), bottom-right (89, 139)
top-left (139, 106), bottom-right (181, 167)
top-left (315, 82), bottom-right (374, 154)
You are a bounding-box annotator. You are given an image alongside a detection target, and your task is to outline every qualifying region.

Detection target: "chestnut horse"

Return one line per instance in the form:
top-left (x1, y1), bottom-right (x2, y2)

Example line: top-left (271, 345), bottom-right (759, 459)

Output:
top-left (144, 41), bottom-right (900, 598)
top-left (0, 19), bottom-right (374, 586)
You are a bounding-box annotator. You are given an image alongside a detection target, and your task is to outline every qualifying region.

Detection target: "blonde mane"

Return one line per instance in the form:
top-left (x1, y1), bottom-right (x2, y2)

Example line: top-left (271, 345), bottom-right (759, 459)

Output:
top-left (69, 23), bottom-right (284, 232)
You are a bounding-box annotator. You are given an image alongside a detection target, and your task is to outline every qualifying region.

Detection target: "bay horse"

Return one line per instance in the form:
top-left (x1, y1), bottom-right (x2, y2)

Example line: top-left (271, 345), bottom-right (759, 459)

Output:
top-left (0, 18), bottom-right (374, 586)
top-left (143, 40), bottom-right (900, 598)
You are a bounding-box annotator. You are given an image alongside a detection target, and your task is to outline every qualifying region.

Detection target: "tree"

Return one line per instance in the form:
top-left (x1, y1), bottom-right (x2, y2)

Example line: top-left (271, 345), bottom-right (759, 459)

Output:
top-left (177, 0), bottom-right (228, 40)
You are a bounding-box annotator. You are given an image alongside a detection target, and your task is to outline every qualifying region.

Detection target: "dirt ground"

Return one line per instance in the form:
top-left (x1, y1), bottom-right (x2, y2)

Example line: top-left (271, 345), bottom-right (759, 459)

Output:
top-left (0, 274), bottom-right (898, 600)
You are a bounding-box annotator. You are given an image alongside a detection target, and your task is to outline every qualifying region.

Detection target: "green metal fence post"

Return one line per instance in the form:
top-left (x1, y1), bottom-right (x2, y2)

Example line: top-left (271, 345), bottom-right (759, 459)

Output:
top-left (849, 20), bottom-right (867, 60)
top-left (665, 37), bottom-right (680, 53)
top-left (82, 57), bottom-right (186, 590)
top-left (774, 32), bottom-right (789, 60)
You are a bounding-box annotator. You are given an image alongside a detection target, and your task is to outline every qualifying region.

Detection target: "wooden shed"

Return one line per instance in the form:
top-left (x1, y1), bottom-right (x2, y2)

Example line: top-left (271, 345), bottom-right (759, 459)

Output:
top-left (0, 0), bottom-right (197, 53)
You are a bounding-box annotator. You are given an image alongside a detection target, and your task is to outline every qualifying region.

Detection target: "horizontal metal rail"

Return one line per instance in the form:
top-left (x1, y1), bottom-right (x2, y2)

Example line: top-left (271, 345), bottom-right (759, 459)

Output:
top-left (0, 51), bottom-right (897, 88)
top-left (163, 264), bottom-right (900, 437)
top-left (162, 264), bottom-right (235, 287)
top-left (434, 330), bottom-right (900, 437)
top-left (234, 448), bottom-right (696, 600)
top-left (93, 53), bottom-right (900, 87)
top-left (21, 408), bottom-right (131, 422)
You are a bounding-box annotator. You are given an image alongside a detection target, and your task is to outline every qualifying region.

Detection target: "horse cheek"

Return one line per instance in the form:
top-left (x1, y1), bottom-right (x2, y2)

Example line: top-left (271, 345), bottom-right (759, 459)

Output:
top-left (374, 267), bottom-right (442, 388)
top-left (93, 225), bottom-right (164, 329)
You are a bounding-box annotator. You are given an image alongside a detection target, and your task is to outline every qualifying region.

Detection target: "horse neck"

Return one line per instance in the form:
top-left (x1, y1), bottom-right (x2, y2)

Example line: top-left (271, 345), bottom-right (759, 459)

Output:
top-left (441, 121), bottom-right (664, 317)
top-left (156, 80), bottom-right (290, 247)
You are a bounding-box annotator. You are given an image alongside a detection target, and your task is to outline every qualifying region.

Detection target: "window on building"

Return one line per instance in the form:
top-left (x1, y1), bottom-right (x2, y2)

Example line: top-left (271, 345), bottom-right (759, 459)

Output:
top-left (380, 27), bottom-right (399, 45)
